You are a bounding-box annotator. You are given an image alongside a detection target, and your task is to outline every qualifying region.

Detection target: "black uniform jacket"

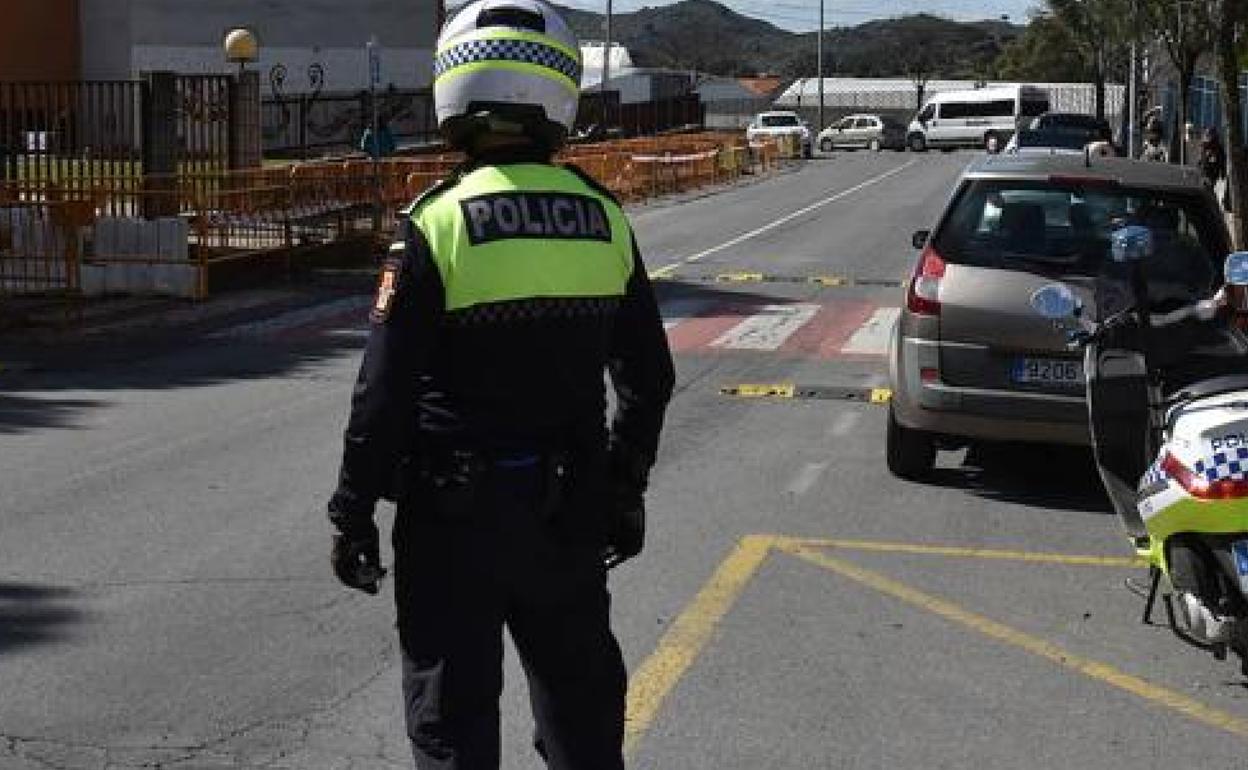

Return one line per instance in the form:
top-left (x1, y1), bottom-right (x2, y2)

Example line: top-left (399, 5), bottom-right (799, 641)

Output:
top-left (331, 157), bottom-right (676, 519)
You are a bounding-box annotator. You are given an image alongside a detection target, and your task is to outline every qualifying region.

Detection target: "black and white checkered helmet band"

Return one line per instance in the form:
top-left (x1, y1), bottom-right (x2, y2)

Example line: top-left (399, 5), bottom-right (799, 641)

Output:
top-left (434, 38), bottom-right (581, 84)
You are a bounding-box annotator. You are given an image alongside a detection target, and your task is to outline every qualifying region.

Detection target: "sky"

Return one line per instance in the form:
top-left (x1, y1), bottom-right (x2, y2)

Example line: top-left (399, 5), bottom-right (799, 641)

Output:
top-left (558, 0), bottom-right (1040, 32)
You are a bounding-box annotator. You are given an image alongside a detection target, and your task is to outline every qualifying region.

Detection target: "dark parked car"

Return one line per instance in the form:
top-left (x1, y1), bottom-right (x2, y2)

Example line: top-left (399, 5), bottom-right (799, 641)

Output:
top-left (1028, 112), bottom-right (1113, 142)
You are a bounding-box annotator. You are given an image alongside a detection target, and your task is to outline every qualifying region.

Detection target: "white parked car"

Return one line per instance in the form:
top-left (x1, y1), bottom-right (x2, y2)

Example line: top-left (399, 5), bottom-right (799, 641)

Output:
top-left (746, 111), bottom-right (813, 158)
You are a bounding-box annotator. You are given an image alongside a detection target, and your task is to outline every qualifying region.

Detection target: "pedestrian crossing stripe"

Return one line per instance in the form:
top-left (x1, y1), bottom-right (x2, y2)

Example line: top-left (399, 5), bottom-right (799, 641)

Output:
top-left (209, 294), bottom-right (901, 361)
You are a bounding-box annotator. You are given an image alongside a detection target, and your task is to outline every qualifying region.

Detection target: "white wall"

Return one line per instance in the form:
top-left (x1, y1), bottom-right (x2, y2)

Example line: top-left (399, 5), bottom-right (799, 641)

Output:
top-left (132, 45), bottom-right (434, 91)
top-left (79, 0), bottom-right (438, 88)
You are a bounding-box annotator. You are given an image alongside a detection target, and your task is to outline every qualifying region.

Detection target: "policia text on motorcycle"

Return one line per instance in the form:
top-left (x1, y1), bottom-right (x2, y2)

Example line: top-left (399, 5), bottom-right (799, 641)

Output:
top-left (325, 1), bottom-right (675, 768)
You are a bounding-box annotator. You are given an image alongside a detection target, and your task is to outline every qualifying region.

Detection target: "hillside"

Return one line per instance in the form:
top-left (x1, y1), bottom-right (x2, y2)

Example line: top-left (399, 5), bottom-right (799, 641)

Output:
top-left (551, 0), bottom-right (1021, 78)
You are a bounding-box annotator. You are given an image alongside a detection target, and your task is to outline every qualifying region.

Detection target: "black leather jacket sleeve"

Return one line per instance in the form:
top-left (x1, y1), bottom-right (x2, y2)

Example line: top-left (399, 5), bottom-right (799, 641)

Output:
top-left (1145, 302), bottom-right (1215, 368)
top-left (607, 236), bottom-right (675, 465)
top-left (329, 219), bottom-right (445, 521)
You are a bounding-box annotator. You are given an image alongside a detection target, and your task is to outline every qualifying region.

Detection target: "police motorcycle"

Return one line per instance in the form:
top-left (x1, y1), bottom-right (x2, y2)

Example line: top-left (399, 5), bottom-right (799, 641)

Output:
top-left (1031, 231), bottom-right (1248, 671)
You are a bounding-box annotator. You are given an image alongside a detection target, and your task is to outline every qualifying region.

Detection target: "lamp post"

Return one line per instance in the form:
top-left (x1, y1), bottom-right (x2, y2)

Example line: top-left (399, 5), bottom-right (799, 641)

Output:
top-left (817, 0), bottom-right (824, 133)
top-left (223, 27), bottom-right (259, 76)
top-left (600, 0), bottom-right (613, 130)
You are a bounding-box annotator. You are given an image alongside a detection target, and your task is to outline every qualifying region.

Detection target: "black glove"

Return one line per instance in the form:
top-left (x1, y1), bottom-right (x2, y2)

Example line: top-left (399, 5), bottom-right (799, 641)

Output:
top-left (328, 493), bottom-right (386, 594)
top-left (603, 497), bottom-right (645, 569)
top-left (602, 441), bottom-right (652, 569)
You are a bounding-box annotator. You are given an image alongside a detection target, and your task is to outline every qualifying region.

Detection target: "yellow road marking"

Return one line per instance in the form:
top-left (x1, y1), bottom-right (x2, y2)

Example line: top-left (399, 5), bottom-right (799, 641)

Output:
top-left (868, 387), bottom-right (893, 404)
top-left (715, 271), bottom-right (765, 282)
top-left (778, 540), bottom-right (1248, 740)
top-left (624, 534), bottom-right (774, 755)
top-left (788, 537), bottom-right (1143, 568)
top-left (809, 275), bottom-right (847, 286)
top-left (648, 263), bottom-right (680, 280)
top-left (719, 383), bottom-right (796, 398)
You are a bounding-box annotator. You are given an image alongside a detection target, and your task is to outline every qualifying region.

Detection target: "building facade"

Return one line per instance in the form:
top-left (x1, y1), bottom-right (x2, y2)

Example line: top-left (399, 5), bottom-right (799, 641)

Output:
top-left (0, 1), bottom-right (79, 81)
top-left (2, 0), bottom-right (440, 92)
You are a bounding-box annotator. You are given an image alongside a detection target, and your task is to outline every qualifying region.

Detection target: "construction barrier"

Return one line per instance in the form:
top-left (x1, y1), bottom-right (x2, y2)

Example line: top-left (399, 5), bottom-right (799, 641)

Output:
top-left (0, 132), bottom-right (785, 301)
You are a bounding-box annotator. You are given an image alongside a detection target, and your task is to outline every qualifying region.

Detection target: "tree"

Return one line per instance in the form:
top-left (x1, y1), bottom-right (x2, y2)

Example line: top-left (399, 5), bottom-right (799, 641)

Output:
top-left (1047, 0), bottom-right (1133, 120)
top-left (995, 13), bottom-right (1094, 82)
top-left (1213, 0), bottom-right (1248, 244)
top-left (1141, 0), bottom-right (1215, 163)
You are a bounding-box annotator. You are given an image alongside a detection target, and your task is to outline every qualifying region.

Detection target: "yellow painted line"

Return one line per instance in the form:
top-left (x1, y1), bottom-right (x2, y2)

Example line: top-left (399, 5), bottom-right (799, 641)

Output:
top-left (789, 537), bottom-right (1142, 568)
top-left (625, 534), bottom-right (775, 754)
top-left (809, 275), bottom-right (848, 287)
top-left (778, 541), bottom-right (1248, 739)
top-left (715, 271), bottom-right (765, 283)
top-left (868, 387), bottom-right (893, 404)
top-left (720, 383), bottom-right (796, 398)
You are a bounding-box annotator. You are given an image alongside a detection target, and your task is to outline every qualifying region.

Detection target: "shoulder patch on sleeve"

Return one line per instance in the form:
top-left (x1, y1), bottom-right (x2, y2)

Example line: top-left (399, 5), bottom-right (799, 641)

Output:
top-left (370, 260), bottom-right (402, 324)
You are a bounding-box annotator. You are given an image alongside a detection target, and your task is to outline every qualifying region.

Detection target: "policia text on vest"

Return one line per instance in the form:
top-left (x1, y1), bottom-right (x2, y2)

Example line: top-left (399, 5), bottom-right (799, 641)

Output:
top-left (461, 192), bottom-right (612, 245)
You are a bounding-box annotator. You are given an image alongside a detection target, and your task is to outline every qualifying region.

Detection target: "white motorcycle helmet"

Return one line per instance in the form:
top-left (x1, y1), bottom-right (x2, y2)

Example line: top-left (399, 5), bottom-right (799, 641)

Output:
top-left (434, 0), bottom-right (582, 151)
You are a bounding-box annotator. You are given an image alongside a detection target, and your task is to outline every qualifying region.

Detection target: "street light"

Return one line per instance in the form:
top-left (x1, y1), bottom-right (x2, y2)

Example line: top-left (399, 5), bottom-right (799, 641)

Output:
top-left (600, 0), bottom-right (613, 130)
top-left (817, 0), bottom-right (824, 133)
top-left (223, 28), bottom-right (259, 76)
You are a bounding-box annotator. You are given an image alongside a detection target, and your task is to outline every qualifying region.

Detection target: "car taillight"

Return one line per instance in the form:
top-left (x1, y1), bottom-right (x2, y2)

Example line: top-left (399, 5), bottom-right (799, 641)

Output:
top-left (906, 243), bottom-right (946, 316)
top-left (1161, 452), bottom-right (1248, 500)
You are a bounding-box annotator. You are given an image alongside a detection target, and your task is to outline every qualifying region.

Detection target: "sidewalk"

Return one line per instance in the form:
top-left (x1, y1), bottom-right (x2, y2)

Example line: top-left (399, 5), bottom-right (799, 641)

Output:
top-left (0, 275), bottom-right (374, 377)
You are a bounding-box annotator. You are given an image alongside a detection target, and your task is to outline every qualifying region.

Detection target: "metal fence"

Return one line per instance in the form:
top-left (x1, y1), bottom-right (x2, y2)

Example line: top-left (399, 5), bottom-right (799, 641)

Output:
top-left (262, 87), bottom-right (438, 157)
top-left (0, 80), bottom-right (144, 189)
top-left (576, 93), bottom-right (705, 137)
top-left (0, 75), bottom-right (257, 189)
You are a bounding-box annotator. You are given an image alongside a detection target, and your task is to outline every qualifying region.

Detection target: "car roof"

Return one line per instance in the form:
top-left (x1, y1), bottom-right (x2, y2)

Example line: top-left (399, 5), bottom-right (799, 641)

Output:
top-left (759, 110), bottom-right (798, 116)
top-left (964, 153), bottom-right (1206, 191)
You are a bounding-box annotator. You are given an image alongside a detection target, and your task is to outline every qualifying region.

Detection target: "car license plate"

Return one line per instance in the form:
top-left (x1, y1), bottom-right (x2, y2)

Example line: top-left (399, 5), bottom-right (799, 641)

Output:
top-left (1012, 357), bottom-right (1085, 387)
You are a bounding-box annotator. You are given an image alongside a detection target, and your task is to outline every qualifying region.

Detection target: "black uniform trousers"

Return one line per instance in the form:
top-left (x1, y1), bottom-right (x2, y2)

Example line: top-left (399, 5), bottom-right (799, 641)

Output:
top-left (393, 455), bottom-right (627, 770)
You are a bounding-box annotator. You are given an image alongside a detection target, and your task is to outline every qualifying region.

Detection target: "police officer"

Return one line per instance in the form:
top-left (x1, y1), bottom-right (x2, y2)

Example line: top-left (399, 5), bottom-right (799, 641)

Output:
top-left (326, 1), bottom-right (675, 768)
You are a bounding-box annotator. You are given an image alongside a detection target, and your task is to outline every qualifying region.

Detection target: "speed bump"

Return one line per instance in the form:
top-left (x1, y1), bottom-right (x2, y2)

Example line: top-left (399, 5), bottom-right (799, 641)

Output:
top-left (719, 383), bottom-right (796, 398)
top-left (720, 383), bottom-right (892, 404)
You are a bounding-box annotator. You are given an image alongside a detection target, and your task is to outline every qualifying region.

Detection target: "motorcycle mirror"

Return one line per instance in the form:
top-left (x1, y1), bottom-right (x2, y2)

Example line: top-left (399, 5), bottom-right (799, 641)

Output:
top-left (1029, 283), bottom-right (1080, 320)
top-left (1225, 252), bottom-right (1248, 287)
top-left (1110, 225), bottom-right (1154, 264)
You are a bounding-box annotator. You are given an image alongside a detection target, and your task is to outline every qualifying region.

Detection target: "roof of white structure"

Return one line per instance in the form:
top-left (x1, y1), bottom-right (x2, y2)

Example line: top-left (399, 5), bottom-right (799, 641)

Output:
top-left (775, 78), bottom-right (1125, 105)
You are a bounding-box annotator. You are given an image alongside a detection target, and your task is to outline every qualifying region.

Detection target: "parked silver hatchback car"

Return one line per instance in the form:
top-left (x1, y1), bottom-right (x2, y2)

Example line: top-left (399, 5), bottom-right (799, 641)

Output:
top-left (817, 113), bottom-right (907, 152)
top-left (887, 153), bottom-right (1230, 480)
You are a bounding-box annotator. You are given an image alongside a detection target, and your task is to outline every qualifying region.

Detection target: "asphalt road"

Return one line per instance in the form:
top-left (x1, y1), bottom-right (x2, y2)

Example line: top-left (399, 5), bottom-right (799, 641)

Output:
top-left (5, 149), bottom-right (1248, 769)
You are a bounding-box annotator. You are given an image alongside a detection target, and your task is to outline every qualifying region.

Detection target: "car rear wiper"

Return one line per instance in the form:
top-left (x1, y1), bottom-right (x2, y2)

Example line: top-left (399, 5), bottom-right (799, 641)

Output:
top-left (1001, 250), bottom-right (1082, 267)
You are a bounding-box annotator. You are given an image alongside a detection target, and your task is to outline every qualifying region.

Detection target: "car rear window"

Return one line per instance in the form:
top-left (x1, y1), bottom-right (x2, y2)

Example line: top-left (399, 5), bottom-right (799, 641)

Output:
top-left (761, 114), bottom-right (800, 127)
top-left (933, 179), bottom-right (1225, 298)
top-left (1016, 128), bottom-right (1104, 150)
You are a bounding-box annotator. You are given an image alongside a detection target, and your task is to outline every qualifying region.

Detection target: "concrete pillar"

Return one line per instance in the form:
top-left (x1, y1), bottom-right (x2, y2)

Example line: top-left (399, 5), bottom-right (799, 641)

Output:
top-left (141, 71), bottom-right (178, 218)
top-left (229, 71), bottom-right (262, 170)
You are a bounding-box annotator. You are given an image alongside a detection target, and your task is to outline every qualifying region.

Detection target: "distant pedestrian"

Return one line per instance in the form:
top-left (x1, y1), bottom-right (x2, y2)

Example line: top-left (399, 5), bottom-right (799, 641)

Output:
top-left (1140, 118), bottom-right (1167, 163)
top-left (1198, 126), bottom-right (1226, 189)
top-left (360, 116), bottom-right (397, 158)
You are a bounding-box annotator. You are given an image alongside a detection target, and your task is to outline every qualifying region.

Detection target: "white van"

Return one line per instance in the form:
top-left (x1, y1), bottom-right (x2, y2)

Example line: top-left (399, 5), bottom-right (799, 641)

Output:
top-left (906, 85), bottom-right (1050, 153)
